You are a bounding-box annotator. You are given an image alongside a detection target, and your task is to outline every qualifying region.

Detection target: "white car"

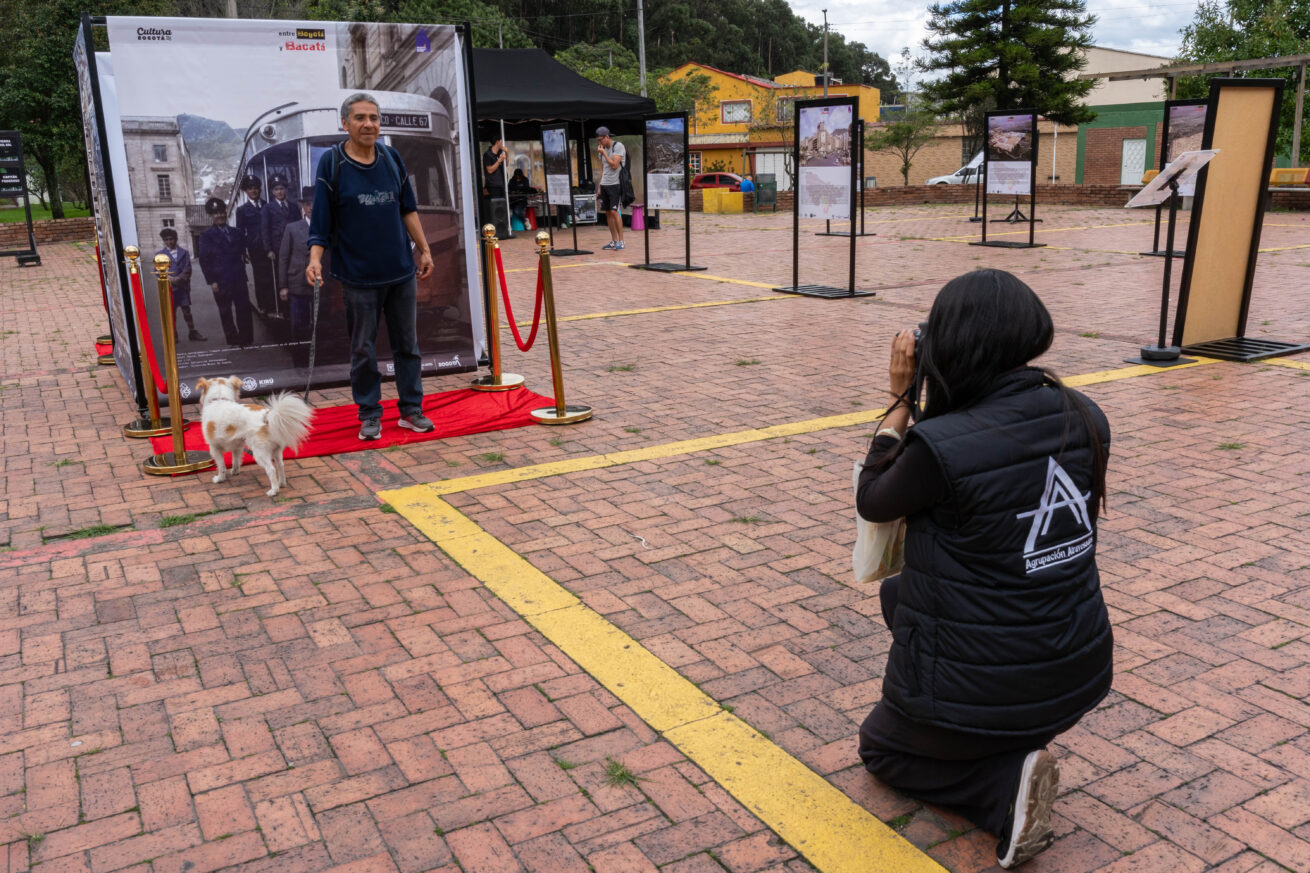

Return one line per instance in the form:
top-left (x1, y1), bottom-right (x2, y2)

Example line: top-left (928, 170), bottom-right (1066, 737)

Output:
top-left (927, 165), bottom-right (982, 185)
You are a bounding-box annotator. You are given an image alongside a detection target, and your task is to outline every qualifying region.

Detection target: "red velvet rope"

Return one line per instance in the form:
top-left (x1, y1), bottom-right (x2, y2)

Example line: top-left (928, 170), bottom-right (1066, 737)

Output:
top-left (128, 266), bottom-right (170, 395)
top-left (493, 246), bottom-right (544, 352)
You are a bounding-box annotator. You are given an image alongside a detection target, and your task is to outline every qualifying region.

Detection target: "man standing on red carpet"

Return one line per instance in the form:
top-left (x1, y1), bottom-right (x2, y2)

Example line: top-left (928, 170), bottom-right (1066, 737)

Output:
top-left (305, 92), bottom-right (435, 441)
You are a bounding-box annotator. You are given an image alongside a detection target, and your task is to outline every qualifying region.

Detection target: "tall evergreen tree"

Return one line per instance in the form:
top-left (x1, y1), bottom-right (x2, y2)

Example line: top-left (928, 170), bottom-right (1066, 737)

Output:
top-left (917, 0), bottom-right (1097, 125)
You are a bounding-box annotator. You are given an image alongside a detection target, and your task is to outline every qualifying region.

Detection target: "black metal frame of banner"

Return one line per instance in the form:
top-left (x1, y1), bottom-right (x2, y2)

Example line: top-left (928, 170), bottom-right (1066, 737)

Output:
top-left (1124, 175), bottom-right (1196, 367)
top-left (775, 96), bottom-right (874, 298)
top-left (539, 121), bottom-right (591, 257)
top-left (1174, 78), bottom-right (1309, 363)
top-left (968, 158), bottom-right (983, 222)
top-left (0, 131), bottom-right (41, 266)
top-left (632, 111), bottom-right (705, 272)
top-left (1141, 98), bottom-right (1205, 258)
top-left (815, 120), bottom-right (875, 238)
top-left (971, 109), bottom-right (1045, 250)
top-left (81, 14), bottom-right (151, 423)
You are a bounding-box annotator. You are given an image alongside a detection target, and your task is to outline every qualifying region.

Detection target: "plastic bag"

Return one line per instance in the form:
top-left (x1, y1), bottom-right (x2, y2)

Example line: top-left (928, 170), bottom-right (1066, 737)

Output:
top-left (852, 459), bottom-right (906, 583)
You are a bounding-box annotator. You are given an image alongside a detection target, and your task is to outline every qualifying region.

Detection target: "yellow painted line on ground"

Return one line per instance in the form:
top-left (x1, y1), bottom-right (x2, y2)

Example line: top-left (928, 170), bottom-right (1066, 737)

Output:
top-left (667, 713), bottom-right (939, 872)
top-left (1267, 357), bottom-right (1310, 371)
top-left (1258, 243), bottom-right (1310, 253)
top-left (1065, 357), bottom-right (1216, 387)
top-left (930, 219), bottom-right (1156, 243)
top-left (390, 409), bottom-right (892, 498)
top-left (507, 293), bottom-right (796, 328)
top-left (378, 488), bottom-right (945, 873)
top-left (673, 272), bottom-right (781, 290)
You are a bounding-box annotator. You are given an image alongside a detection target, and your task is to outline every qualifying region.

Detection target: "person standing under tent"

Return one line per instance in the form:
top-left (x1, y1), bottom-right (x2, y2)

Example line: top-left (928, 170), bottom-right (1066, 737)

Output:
top-left (594, 126), bottom-right (625, 250)
top-left (156, 227), bottom-right (206, 342)
top-left (198, 197), bottom-right (253, 347)
top-left (306, 92), bottom-right (435, 441)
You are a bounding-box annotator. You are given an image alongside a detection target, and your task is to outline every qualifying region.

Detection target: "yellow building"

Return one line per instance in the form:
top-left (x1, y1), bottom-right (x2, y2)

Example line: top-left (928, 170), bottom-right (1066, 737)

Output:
top-left (663, 62), bottom-right (880, 189)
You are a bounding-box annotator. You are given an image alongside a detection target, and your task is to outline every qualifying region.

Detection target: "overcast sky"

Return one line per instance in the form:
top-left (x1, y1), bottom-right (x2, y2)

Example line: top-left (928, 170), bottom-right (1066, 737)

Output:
top-left (790, 0), bottom-right (1200, 78)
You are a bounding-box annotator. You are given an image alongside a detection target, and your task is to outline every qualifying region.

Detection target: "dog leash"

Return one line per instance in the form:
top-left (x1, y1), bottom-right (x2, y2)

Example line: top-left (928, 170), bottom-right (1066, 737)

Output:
top-left (303, 276), bottom-right (322, 403)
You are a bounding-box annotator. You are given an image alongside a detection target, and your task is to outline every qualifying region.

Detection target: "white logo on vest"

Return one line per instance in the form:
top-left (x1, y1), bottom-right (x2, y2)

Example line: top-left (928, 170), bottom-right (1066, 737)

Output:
top-left (1016, 457), bottom-right (1093, 574)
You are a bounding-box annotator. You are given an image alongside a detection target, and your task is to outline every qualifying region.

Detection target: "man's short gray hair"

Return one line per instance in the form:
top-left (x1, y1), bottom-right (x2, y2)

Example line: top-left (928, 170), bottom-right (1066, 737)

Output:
top-left (341, 92), bottom-right (379, 122)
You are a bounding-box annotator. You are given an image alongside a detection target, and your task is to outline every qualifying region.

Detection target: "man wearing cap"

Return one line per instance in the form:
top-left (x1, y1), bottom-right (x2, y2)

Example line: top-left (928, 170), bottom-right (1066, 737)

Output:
top-left (157, 227), bottom-right (206, 342)
top-left (307, 92), bottom-right (435, 441)
top-left (279, 187), bottom-right (323, 363)
top-left (594, 126), bottom-right (625, 251)
top-left (198, 197), bottom-right (253, 346)
top-left (236, 175), bottom-right (277, 317)
top-left (261, 173), bottom-right (299, 281)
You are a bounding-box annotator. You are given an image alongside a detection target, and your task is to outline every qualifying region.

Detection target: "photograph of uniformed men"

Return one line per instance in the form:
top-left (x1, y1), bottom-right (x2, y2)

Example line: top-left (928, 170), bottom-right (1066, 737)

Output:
top-left (236, 175), bottom-right (281, 318)
top-left (262, 173), bottom-right (299, 294)
top-left (278, 186), bottom-right (330, 367)
top-left (198, 196), bottom-right (254, 347)
top-left (156, 227), bottom-right (206, 342)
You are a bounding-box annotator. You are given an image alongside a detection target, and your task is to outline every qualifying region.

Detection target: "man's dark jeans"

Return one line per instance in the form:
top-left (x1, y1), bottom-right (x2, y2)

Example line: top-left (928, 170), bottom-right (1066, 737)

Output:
top-left (342, 276), bottom-right (423, 422)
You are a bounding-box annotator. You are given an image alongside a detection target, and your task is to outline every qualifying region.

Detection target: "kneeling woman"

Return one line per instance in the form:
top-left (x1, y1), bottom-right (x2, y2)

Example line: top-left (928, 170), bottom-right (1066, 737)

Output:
top-left (856, 269), bottom-right (1112, 869)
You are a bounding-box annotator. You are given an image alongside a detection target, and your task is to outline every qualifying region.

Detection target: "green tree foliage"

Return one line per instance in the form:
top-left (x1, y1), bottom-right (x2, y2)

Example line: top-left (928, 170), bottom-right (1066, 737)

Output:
top-left (0, 0), bottom-right (171, 219)
top-left (918, 0), bottom-right (1097, 126)
top-left (866, 111), bottom-right (939, 185)
top-left (555, 41), bottom-right (718, 119)
top-left (1177, 0), bottom-right (1310, 163)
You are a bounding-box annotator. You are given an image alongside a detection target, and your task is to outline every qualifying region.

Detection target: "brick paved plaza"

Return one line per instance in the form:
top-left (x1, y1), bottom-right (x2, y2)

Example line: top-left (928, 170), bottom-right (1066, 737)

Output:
top-left (2, 203), bottom-right (1310, 873)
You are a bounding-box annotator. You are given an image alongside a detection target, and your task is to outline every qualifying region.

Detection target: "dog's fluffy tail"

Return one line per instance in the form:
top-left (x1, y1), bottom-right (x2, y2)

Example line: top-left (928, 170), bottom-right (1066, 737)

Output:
top-left (266, 393), bottom-right (315, 452)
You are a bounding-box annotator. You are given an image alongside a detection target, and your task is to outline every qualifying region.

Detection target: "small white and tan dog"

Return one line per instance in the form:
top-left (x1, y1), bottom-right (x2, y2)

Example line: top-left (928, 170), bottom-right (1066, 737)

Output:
top-left (196, 376), bottom-right (314, 497)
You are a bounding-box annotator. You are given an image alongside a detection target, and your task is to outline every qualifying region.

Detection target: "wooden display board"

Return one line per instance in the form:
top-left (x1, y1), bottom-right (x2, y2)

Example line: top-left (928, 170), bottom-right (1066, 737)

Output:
top-left (1174, 79), bottom-right (1283, 348)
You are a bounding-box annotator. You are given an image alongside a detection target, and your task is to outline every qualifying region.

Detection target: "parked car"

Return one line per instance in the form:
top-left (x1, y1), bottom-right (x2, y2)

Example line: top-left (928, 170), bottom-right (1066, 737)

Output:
top-left (690, 172), bottom-right (744, 191)
top-left (927, 164), bottom-right (982, 185)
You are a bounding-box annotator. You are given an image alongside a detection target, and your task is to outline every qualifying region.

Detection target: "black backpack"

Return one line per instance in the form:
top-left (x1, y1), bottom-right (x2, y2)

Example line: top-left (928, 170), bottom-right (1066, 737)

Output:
top-left (618, 154), bottom-right (636, 207)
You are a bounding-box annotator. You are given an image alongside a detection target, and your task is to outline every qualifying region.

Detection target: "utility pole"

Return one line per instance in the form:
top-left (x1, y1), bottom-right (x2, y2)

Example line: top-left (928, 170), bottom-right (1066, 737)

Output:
top-left (822, 9), bottom-right (829, 96)
top-left (637, 0), bottom-right (648, 97)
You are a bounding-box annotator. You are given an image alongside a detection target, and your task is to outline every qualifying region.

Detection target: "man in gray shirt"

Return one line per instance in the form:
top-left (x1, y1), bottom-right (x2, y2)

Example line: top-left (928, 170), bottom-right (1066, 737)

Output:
top-left (594, 126), bottom-right (626, 251)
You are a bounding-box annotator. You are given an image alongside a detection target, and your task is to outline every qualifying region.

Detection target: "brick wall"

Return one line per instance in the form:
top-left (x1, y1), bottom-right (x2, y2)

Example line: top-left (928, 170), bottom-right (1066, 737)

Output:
top-left (1083, 126), bottom-right (1164, 187)
top-left (0, 217), bottom-right (95, 251)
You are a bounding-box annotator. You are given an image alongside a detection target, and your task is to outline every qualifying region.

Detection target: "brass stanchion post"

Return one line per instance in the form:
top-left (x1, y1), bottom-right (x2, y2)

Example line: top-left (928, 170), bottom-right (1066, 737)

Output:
top-left (122, 246), bottom-right (173, 438)
top-left (530, 232), bottom-right (592, 425)
top-left (471, 224), bottom-right (524, 392)
top-left (142, 254), bottom-right (214, 476)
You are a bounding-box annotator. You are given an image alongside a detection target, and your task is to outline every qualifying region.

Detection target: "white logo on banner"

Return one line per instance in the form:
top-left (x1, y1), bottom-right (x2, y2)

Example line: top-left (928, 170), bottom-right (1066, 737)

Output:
top-left (1015, 457), bottom-right (1094, 574)
top-left (180, 382), bottom-right (192, 398)
top-left (241, 377), bottom-right (258, 392)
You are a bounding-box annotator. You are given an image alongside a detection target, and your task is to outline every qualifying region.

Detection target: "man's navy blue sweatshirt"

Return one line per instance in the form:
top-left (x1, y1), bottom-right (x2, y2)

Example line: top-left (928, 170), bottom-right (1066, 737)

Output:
top-left (307, 144), bottom-right (419, 287)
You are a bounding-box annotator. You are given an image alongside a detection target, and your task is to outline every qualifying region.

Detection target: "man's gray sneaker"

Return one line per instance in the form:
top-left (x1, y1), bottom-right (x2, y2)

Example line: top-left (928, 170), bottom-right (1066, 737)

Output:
top-left (399, 412), bottom-right (435, 433)
top-left (358, 418), bottom-right (382, 440)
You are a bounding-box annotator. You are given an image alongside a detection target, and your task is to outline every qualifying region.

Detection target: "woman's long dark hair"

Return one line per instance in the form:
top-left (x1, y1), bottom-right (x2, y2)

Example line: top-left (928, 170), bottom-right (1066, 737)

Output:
top-left (893, 269), bottom-right (1107, 519)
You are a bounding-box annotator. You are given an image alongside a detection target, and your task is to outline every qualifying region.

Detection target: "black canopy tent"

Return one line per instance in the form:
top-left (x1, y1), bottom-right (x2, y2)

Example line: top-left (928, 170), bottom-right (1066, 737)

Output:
top-left (472, 48), bottom-right (655, 126)
top-left (471, 48), bottom-right (655, 201)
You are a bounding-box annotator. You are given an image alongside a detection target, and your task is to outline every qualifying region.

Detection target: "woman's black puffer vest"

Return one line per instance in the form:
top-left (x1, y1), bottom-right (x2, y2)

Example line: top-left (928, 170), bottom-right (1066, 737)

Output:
top-left (882, 368), bottom-right (1114, 736)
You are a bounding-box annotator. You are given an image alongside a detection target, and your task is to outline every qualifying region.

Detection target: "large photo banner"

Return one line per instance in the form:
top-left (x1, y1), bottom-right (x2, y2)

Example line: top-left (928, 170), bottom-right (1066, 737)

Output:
top-left (75, 23), bottom-right (139, 400)
top-left (644, 114), bottom-right (686, 211)
top-left (1163, 100), bottom-right (1207, 197)
top-left (796, 98), bottom-right (854, 221)
top-left (103, 17), bottom-right (481, 400)
top-left (541, 123), bottom-right (571, 207)
top-left (985, 111), bottom-right (1036, 196)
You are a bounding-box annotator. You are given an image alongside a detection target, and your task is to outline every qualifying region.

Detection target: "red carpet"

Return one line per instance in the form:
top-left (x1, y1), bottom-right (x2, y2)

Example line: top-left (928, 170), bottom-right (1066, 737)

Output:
top-left (149, 387), bottom-right (554, 466)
